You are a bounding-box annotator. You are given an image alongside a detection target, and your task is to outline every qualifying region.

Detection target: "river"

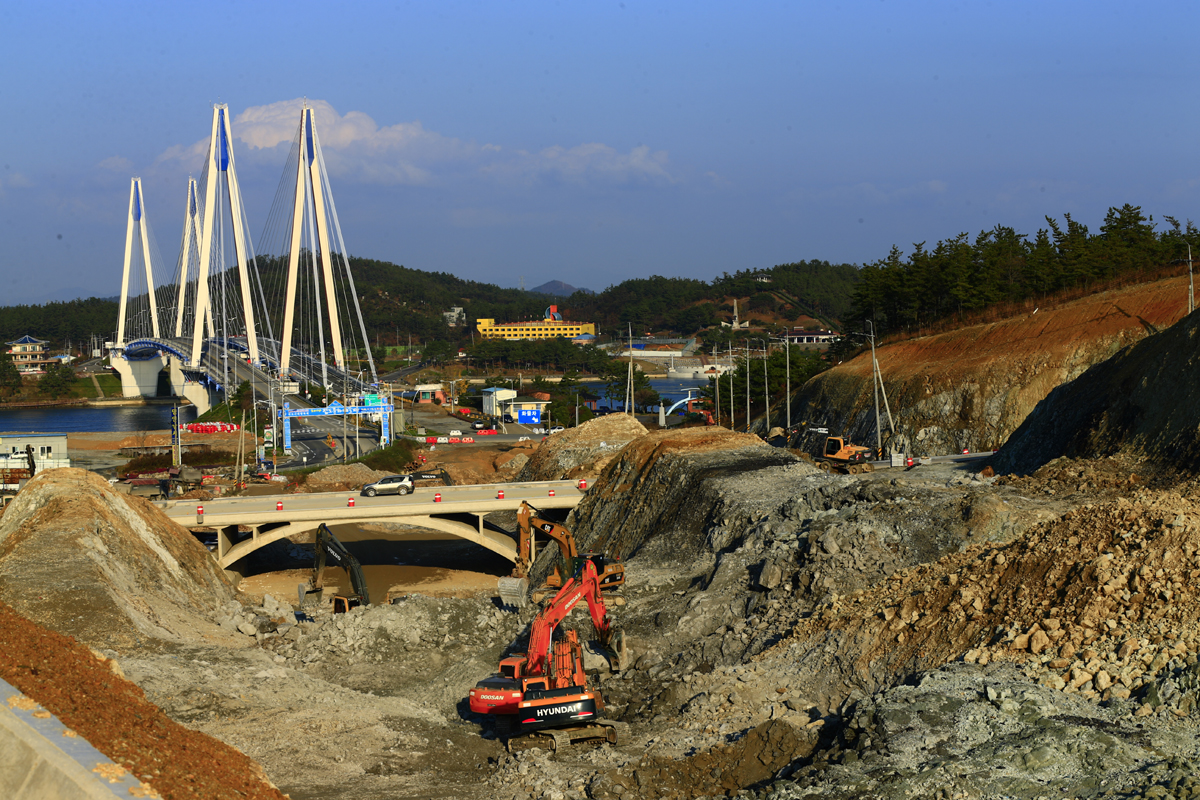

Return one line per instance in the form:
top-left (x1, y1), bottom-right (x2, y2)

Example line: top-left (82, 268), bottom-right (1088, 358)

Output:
top-left (0, 405), bottom-right (199, 434)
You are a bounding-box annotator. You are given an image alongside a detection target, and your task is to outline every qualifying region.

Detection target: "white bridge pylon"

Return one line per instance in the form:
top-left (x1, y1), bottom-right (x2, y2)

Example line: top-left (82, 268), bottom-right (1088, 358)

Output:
top-left (278, 104), bottom-right (377, 386)
top-left (189, 104), bottom-right (261, 369)
top-left (116, 177), bottom-right (160, 347)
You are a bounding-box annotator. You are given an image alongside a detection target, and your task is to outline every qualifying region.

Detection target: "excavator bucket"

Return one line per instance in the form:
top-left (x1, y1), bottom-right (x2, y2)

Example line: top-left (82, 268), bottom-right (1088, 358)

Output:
top-left (608, 628), bottom-right (629, 672)
top-left (498, 576), bottom-right (529, 610)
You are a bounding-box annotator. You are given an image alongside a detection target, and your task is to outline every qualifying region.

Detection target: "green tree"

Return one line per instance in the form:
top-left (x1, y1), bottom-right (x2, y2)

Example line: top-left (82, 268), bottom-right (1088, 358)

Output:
top-left (0, 351), bottom-right (22, 397)
top-left (37, 363), bottom-right (76, 398)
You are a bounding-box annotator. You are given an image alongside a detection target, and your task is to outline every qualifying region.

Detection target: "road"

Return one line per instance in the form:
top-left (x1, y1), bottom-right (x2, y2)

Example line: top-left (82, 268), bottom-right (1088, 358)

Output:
top-left (160, 478), bottom-right (584, 520)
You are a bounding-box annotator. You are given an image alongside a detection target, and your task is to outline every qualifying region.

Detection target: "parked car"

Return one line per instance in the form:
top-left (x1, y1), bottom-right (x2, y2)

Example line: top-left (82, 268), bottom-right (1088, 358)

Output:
top-left (471, 420), bottom-right (487, 429)
top-left (361, 474), bottom-right (415, 497)
top-left (548, 426), bottom-right (565, 434)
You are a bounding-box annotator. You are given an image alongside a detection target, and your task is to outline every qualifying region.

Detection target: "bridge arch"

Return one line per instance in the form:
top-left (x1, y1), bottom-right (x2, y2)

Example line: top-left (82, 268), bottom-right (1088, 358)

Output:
top-left (213, 512), bottom-right (519, 570)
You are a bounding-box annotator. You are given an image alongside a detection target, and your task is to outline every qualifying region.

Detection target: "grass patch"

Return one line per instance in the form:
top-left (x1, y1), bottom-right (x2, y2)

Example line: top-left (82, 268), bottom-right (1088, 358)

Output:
top-left (356, 439), bottom-right (418, 473)
top-left (121, 450), bottom-right (240, 478)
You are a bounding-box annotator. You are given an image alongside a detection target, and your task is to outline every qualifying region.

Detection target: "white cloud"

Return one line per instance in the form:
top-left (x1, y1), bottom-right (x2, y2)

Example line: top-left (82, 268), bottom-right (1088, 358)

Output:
top-left (152, 99), bottom-right (676, 190)
top-left (483, 143), bottom-right (674, 187)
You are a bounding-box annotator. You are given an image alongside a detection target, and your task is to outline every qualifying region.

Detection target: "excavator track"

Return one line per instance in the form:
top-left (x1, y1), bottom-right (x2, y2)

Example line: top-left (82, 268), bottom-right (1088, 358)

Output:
top-left (596, 719), bottom-right (629, 745)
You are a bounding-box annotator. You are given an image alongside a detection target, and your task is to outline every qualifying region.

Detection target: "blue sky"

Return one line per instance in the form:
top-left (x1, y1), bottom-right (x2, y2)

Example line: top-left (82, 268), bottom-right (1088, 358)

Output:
top-left (2, 0), bottom-right (1197, 305)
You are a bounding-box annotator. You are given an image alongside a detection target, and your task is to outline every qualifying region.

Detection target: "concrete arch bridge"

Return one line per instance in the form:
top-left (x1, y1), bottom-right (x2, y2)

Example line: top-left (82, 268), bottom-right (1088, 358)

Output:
top-left (160, 480), bottom-right (584, 571)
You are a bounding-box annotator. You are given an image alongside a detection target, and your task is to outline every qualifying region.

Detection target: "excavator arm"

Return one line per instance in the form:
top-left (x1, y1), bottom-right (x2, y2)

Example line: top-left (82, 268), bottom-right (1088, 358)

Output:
top-left (523, 558), bottom-right (627, 679)
top-left (305, 523), bottom-right (370, 609)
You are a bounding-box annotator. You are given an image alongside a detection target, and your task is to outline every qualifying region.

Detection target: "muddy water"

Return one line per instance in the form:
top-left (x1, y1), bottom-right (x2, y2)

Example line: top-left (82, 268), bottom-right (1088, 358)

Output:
top-left (236, 521), bottom-right (514, 605)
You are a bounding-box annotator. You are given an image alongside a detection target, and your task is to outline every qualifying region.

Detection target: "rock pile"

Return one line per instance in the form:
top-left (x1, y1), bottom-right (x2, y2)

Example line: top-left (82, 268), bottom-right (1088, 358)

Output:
top-left (305, 463), bottom-right (389, 492)
top-left (516, 414), bottom-right (647, 482)
top-left (771, 487), bottom-right (1200, 723)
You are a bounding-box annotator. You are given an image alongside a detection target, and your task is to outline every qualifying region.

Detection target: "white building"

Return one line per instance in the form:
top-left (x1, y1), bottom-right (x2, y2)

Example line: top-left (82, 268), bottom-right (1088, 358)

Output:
top-left (0, 433), bottom-right (71, 491)
top-left (482, 387), bottom-right (517, 417)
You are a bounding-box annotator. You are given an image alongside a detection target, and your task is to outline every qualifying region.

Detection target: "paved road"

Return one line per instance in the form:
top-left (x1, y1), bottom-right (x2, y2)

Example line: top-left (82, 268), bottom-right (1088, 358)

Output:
top-left (160, 479), bottom-right (584, 520)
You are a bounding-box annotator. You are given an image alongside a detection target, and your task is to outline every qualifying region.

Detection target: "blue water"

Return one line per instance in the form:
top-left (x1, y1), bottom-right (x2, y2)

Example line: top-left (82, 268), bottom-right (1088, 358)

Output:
top-left (0, 405), bottom-right (199, 434)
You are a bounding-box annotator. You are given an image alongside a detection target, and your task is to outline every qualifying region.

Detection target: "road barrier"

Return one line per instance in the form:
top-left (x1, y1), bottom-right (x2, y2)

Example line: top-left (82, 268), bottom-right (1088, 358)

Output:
top-left (276, 500), bottom-right (283, 511)
top-left (348, 497), bottom-right (355, 508)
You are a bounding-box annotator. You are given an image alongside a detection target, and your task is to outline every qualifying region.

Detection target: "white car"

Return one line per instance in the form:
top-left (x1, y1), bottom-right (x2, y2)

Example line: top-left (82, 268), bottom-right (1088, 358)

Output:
top-left (548, 426), bottom-right (565, 434)
top-left (449, 429), bottom-right (462, 436)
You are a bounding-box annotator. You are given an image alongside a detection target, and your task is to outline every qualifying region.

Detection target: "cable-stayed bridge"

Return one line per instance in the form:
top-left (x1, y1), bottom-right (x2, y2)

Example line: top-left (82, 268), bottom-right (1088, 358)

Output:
top-left (109, 104), bottom-right (378, 413)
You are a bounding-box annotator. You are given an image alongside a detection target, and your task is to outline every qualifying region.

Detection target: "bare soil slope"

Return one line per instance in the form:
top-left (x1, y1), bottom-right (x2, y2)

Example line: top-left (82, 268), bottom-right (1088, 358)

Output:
top-left (994, 305), bottom-right (1200, 475)
top-left (794, 275), bottom-right (1190, 455)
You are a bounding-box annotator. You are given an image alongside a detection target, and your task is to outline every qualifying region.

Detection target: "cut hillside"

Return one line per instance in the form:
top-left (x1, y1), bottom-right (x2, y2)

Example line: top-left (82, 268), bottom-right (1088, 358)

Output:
top-left (993, 306), bottom-right (1200, 475)
top-left (0, 468), bottom-right (240, 649)
top-left (791, 275), bottom-right (1189, 456)
top-left (565, 426), bottom-right (810, 563)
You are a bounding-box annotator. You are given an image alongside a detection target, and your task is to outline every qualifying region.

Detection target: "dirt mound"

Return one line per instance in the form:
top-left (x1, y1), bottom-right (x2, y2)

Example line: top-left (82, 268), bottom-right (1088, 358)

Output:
top-left (995, 308), bottom-right (1200, 475)
top-left (0, 599), bottom-right (286, 800)
top-left (305, 462), bottom-right (389, 492)
top-left (0, 468), bottom-right (239, 649)
top-left (772, 486), bottom-right (1200, 714)
top-left (516, 414), bottom-right (647, 482)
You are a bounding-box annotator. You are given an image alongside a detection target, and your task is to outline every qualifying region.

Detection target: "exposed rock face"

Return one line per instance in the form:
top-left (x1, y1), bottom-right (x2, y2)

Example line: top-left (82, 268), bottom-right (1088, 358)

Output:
top-left (789, 276), bottom-right (1188, 457)
top-left (515, 414), bottom-right (647, 482)
top-left (0, 468), bottom-right (238, 649)
top-left (994, 306), bottom-right (1200, 475)
top-left (564, 427), bottom-right (809, 563)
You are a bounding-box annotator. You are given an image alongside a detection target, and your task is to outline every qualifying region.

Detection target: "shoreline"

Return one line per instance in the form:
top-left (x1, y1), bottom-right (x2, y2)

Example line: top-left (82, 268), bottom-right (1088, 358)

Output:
top-left (0, 397), bottom-right (186, 410)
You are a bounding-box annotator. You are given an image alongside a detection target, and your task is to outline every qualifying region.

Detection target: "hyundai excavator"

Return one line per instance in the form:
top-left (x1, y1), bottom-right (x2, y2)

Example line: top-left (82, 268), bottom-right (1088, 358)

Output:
top-left (470, 555), bottom-right (630, 751)
top-left (298, 523), bottom-right (370, 613)
top-left (497, 502), bottom-right (625, 608)
top-left (796, 429), bottom-right (877, 475)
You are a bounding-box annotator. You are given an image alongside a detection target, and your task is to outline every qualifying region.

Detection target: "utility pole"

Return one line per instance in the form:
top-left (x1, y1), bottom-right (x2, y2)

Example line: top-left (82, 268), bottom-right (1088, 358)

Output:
top-left (1190, 244), bottom-right (1195, 314)
top-left (728, 344), bottom-right (734, 430)
top-left (626, 324), bottom-right (634, 416)
top-left (762, 339), bottom-right (769, 431)
top-left (865, 320), bottom-right (895, 457)
top-left (744, 340), bottom-right (750, 433)
top-left (784, 330), bottom-right (791, 431)
top-left (713, 345), bottom-right (720, 427)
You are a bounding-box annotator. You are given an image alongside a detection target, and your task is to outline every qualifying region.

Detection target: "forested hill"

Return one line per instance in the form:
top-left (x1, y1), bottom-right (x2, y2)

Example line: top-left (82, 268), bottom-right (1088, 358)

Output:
top-left (0, 257), bottom-right (861, 347)
top-left (8, 203), bottom-right (1193, 349)
top-left (852, 204), bottom-right (1200, 335)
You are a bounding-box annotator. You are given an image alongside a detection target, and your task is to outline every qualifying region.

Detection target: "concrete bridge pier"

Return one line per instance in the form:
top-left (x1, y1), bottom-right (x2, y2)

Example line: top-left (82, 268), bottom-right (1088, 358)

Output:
top-left (168, 358), bottom-right (217, 415)
top-left (109, 353), bottom-right (166, 399)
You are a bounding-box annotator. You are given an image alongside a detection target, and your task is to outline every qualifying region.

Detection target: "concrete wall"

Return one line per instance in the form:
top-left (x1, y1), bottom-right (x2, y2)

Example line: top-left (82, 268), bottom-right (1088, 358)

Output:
top-left (0, 677), bottom-right (149, 799)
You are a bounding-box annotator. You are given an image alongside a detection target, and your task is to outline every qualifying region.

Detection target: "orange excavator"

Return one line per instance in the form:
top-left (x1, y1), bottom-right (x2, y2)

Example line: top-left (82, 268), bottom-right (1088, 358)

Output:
top-left (798, 432), bottom-right (876, 475)
top-left (470, 555), bottom-right (629, 751)
top-left (498, 502), bottom-right (625, 607)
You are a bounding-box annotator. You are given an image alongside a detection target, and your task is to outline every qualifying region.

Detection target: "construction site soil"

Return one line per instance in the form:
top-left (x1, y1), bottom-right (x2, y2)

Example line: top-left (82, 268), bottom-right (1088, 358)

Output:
top-left (8, 296), bottom-right (1200, 799)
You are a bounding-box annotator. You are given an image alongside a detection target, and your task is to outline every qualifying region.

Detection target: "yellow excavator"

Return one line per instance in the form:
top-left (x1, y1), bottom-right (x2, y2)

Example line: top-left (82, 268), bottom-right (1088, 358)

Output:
top-left (799, 430), bottom-right (877, 475)
top-left (498, 502), bottom-right (625, 608)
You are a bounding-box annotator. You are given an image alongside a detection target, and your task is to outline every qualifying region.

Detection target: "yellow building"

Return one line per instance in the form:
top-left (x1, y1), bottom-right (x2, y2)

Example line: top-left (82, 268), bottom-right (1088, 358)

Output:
top-left (476, 305), bottom-right (595, 341)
